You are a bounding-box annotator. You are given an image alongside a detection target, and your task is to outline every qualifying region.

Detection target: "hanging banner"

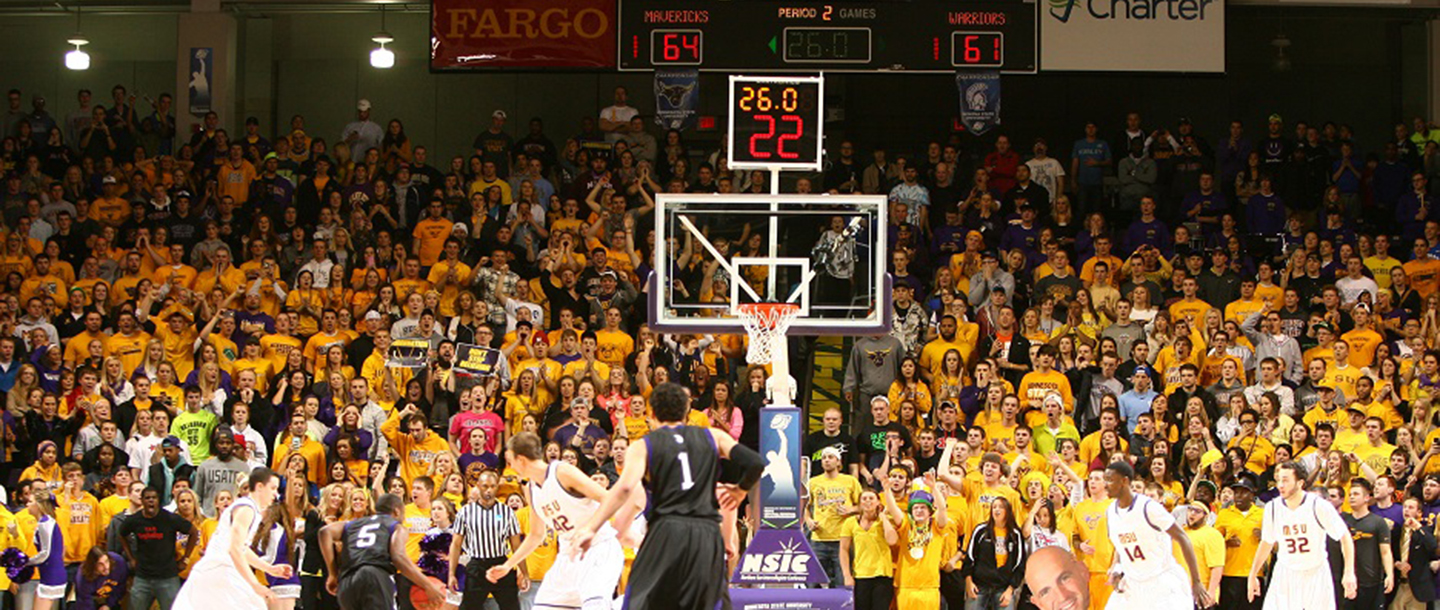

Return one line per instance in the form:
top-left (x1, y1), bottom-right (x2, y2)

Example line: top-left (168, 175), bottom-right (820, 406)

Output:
top-left (727, 586), bottom-right (852, 609)
top-left (956, 71), bottom-right (1001, 135)
top-left (430, 0), bottom-right (616, 70)
top-left (730, 528), bottom-right (827, 585)
top-left (387, 339), bottom-right (431, 369)
top-left (759, 408), bottom-right (801, 530)
top-left (654, 68), bottom-right (699, 131)
top-left (1041, 0), bottom-right (1224, 72)
top-left (188, 48), bottom-right (212, 115)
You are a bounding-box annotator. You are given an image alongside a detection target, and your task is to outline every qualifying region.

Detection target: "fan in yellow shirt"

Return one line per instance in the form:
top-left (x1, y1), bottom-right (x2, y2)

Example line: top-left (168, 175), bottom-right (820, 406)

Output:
top-left (54, 463), bottom-right (101, 564)
top-left (883, 483), bottom-right (954, 610)
top-left (839, 489), bottom-right (897, 589)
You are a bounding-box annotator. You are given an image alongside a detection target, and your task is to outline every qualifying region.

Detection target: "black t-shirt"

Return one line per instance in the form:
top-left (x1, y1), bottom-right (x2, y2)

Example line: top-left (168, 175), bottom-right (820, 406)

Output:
top-left (118, 509), bottom-right (194, 579)
top-left (803, 430), bottom-right (856, 468)
top-left (1344, 512), bottom-right (1391, 587)
top-left (852, 420), bottom-right (912, 472)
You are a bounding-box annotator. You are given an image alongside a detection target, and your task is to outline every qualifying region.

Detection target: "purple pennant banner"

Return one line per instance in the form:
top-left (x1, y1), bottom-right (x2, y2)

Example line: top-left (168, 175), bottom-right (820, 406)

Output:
top-left (730, 527), bottom-right (827, 585)
top-left (725, 587), bottom-right (853, 610)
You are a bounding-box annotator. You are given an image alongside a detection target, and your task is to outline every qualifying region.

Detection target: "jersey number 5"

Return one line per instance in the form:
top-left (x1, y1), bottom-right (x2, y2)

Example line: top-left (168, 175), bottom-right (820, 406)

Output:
top-left (356, 523), bottom-right (381, 548)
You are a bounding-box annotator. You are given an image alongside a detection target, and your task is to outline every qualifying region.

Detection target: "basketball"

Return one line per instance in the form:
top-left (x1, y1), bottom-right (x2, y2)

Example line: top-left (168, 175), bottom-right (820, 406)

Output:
top-left (408, 577), bottom-right (447, 610)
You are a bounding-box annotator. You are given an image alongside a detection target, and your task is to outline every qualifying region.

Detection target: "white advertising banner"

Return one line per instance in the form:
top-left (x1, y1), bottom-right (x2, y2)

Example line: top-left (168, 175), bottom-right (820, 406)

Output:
top-left (1041, 0), bottom-right (1225, 72)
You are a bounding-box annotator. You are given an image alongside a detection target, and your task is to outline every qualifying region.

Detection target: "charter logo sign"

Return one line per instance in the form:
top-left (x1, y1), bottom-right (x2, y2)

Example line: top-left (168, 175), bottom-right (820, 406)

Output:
top-left (1041, 0), bottom-right (1224, 72)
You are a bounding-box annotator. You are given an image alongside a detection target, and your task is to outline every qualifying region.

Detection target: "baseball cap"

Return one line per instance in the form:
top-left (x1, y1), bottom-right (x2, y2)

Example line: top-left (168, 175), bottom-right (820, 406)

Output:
top-left (101, 175), bottom-right (117, 185)
top-left (492, 109), bottom-right (508, 120)
top-left (1132, 365), bottom-right (1154, 377)
top-left (870, 395), bottom-right (890, 409)
top-left (264, 152), bottom-right (278, 161)
top-left (1317, 383), bottom-right (1336, 393)
top-left (161, 436), bottom-right (182, 449)
top-left (938, 401), bottom-right (957, 412)
top-left (364, 310), bottom-right (383, 322)
top-left (1268, 113), bottom-right (1283, 123)
top-left (1198, 449), bottom-right (1224, 471)
top-left (1312, 321), bottom-right (1333, 333)
top-left (819, 446), bottom-right (843, 462)
top-left (1346, 403), bottom-right (1365, 414)
top-left (245, 116), bottom-right (259, 126)
top-left (452, 223), bottom-right (469, 235)
top-left (1229, 473), bottom-right (1258, 492)
top-left (357, 99), bottom-right (372, 112)
top-left (600, 270), bottom-right (618, 280)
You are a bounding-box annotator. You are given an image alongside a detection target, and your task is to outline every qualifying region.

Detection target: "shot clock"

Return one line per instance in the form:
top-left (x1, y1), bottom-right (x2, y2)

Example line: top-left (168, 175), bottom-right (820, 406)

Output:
top-left (727, 76), bottom-right (824, 171)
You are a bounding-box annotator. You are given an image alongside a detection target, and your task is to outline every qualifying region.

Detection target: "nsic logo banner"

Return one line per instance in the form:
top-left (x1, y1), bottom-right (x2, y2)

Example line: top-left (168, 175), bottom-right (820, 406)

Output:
top-left (731, 528), bottom-right (827, 585)
top-left (1041, 0), bottom-right (1224, 72)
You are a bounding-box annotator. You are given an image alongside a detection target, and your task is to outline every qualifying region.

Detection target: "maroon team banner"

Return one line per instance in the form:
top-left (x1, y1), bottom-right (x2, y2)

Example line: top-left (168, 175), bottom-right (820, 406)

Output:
top-left (431, 0), bottom-right (617, 69)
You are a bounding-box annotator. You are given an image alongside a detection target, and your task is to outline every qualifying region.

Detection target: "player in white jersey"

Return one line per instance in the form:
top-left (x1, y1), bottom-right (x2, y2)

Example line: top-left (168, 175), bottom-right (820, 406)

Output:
top-left (1102, 461), bottom-right (1212, 610)
top-left (485, 432), bottom-right (638, 610)
top-left (1248, 461), bottom-right (1356, 610)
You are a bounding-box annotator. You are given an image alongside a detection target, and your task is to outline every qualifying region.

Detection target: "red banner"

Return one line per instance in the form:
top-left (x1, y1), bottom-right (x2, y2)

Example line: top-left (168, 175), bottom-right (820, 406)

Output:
top-left (431, 0), bottom-right (616, 70)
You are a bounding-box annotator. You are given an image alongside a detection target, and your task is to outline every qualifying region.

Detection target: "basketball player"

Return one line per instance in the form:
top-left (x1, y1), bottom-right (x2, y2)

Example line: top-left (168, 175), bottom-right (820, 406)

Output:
top-left (572, 382), bottom-right (766, 610)
top-left (1102, 461), bottom-right (1212, 610)
top-left (319, 493), bottom-right (447, 610)
top-left (482, 432), bottom-right (637, 610)
top-left (1246, 461), bottom-right (1357, 610)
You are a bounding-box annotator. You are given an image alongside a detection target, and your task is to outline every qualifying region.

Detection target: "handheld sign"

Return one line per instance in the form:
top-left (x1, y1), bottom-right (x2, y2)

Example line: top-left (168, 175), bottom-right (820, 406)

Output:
top-left (387, 339), bottom-right (431, 369)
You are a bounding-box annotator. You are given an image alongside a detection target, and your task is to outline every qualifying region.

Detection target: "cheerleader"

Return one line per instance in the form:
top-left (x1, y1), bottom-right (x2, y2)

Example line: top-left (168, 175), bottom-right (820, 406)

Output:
top-left (421, 498), bottom-right (463, 609)
top-left (255, 478), bottom-right (306, 610)
top-left (19, 491), bottom-right (63, 610)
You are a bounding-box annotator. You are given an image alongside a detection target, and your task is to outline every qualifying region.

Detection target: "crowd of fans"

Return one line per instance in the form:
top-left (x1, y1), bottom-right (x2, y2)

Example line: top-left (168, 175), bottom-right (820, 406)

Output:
top-left (0, 78), bottom-right (1431, 610)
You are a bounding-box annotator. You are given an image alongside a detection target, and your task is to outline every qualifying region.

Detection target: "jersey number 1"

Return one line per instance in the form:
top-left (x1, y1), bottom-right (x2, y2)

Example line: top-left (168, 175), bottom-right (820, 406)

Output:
top-left (678, 451), bottom-right (695, 490)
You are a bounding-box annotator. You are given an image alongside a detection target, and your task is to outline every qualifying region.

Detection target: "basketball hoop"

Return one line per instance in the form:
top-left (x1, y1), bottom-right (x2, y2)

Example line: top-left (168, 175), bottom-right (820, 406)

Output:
top-left (736, 303), bottom-right (801, 366)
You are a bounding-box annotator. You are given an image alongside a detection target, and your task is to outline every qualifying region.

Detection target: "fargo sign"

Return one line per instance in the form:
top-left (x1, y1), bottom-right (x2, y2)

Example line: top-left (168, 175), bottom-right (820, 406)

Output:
top-left (1041, 0), bottom-right (1225, 72)
top-left (431, 0), bottom-right (617, 70)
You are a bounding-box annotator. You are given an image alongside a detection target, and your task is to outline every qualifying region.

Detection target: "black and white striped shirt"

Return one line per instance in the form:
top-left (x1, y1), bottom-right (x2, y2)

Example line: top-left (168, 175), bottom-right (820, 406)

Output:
top-left (453, 500), bottom-right (519, 560)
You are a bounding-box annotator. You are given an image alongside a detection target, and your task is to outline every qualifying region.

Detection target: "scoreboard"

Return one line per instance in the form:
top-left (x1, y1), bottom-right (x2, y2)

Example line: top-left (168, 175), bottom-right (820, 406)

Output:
top-left (619, 0), bottom-right (1036, 73)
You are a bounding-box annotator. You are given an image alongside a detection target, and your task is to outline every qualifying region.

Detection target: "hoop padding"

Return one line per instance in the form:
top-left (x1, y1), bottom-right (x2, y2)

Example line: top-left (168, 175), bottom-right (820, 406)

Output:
top-left (737, 303), bottom-right (801, 366)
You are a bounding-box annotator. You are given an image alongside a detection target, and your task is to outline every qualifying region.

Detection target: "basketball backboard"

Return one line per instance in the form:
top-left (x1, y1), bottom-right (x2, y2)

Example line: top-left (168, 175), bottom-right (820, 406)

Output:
top-left (649, 193), bottom-right (890, 336)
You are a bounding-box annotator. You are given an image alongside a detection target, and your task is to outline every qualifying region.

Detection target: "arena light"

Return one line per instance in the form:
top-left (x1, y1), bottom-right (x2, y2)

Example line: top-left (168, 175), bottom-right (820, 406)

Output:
top-left (369, 6), bottom-right (394, 69)
top-left (65, 5), bottom-right (89, 71)
top-left (65, 37), bottom-right (90, 71)
top-left (370, 41), bottom-right (394, 69)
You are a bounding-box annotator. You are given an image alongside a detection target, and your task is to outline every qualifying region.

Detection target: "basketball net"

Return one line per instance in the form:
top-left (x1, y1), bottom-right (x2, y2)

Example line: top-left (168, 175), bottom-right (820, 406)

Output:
top-left (737, 303), bottom-right (800, 408)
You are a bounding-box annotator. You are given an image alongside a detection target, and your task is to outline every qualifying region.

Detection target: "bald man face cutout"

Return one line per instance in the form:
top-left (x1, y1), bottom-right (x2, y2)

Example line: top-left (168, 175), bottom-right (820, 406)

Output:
top-left (1025, 546), bottom-right (1090, 610)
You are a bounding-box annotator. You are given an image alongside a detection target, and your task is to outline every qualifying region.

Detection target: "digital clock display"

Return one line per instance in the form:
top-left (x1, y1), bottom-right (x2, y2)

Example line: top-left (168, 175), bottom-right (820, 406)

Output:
top-left (619, 0), bottom-right (1035, 73)
top-left (783, 27), bottom-right (871, 63)
top-left (728, 76), bottom-right (823, 170)
top-left (651, 29), bottom-right (703, 65)
top-left (952, 31), bottom-right (1003, 67)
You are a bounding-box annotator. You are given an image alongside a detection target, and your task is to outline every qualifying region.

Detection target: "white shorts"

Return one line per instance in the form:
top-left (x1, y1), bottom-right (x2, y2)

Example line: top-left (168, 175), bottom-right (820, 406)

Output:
top-left (272, 584), bottom-right (301, 600)
top-left (536, 537), bottom-right (623, 610)
top-left (1105, 564), bottom-right (1193, 610)
top-left (36, 584), bottom-right (65, 600)
top-left (1263, 562), bottom-right (1336, 610)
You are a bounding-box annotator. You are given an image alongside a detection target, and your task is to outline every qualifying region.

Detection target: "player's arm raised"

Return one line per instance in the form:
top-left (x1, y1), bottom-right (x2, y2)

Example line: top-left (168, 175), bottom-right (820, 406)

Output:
top-left (392, 520), bottom-right (447, 601)
top-left (574, 437), bottom-right (651, 552)
top-left (1165, 521), bottom-right (1213, 608)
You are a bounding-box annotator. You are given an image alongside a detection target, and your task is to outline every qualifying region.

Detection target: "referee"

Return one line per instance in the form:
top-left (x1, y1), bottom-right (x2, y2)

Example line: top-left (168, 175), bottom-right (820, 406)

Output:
top-left (448, 470), bottom-right (525, 610)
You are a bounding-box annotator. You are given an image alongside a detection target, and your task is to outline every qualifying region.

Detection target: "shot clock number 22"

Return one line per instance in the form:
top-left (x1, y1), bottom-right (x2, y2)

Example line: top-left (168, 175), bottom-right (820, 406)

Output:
top-left (727, 76), bottom-right (824, 171)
